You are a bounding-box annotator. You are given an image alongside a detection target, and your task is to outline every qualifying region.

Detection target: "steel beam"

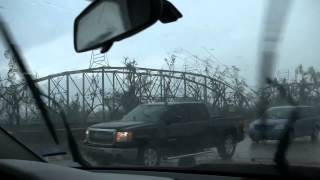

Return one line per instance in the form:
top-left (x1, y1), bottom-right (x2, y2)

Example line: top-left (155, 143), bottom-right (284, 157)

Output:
top-left (34, 66), bottom-right (250, 115)
top-left (82, 72), bottom-right (85, 113)
top-left (48, 77), bottom-right (51, 108)
top-left (66, 75), bottom-right (69, 106)
top-left (102, 68), bottom-right (105, 121)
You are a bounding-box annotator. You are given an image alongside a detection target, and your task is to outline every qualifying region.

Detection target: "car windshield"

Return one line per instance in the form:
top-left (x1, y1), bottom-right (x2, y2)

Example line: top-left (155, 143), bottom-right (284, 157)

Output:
top-left (266, 107), bottom-right (293, 119)
top-left (121, 105), bottom-right (166, 122)
top-left (1, 0), bottom-right (320, 172)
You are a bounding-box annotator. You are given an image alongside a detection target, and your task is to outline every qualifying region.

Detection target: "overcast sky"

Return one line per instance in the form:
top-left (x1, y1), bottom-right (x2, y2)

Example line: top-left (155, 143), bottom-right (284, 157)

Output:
top-left (1, 0), bottom-right (320, 88)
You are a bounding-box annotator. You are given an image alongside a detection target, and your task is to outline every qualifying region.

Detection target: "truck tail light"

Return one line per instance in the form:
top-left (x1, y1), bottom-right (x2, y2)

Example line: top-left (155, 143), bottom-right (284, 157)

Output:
top-left (115, 131), bottom-right (133, 142)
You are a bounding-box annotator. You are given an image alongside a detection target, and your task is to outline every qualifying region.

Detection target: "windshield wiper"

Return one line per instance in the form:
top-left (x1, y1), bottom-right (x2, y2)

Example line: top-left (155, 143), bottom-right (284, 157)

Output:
top-left (0, 17), bottom-right (90, 167)
top-left (0, 17), bottom-right (59, 145)
top-left (41, 93), bottom-right (91, 167)
top-left (258, 0), bottom-right (292, 173)
top-left (266, 79), bottom-right (298, 171)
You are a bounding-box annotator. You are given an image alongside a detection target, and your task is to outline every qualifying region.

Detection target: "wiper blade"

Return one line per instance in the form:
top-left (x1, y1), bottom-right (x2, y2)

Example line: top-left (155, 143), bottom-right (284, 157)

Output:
top-left (258, 0), bottom-right (292, 172)
top-left (267, 79), bottom-right (298, 172)
top-left (0, 17), bottom-right (91, 167)
top-left (0, 17), bottom-right (59, 145)
top-left (41, 93), bottom-right (91, 167)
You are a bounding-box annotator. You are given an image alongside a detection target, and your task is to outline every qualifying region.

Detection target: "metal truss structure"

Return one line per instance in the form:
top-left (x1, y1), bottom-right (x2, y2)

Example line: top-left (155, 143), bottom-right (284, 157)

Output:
top-left (33, 66), bottom-right (249, 121)
top-left (89, 50), bottom-right (109, 68)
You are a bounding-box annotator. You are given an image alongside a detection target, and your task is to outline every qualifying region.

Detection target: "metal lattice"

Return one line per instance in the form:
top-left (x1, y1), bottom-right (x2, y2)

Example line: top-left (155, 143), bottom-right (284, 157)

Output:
top-left (89, 50), bottom-right (109, 68)
top-left (33, 66), bottom-right (250, 121)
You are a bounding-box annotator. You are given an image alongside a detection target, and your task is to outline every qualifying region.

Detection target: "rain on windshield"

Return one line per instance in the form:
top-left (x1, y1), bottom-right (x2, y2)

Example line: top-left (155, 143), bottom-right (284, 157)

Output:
top-left (1, 0), bottom-right (320, 168)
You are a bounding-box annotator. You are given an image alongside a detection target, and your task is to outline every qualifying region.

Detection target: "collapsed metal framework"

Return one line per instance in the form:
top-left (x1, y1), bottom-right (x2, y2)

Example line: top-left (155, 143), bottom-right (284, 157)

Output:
top-left (35, 66), bottom-right (249, 120)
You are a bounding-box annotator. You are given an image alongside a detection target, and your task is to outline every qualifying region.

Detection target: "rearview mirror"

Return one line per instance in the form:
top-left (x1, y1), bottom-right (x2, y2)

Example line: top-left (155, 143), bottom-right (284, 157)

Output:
top-left (74, 0), bottom-right (162, 52)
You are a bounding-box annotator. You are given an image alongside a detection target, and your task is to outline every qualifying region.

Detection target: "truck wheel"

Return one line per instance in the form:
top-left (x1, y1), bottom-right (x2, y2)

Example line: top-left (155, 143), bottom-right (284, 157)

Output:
top-left (311, 127), bottom-right (319, 142)
top-left (217, 134), bottom-right (236, 160)
top-left (138, 145), bottom-right (160, 166)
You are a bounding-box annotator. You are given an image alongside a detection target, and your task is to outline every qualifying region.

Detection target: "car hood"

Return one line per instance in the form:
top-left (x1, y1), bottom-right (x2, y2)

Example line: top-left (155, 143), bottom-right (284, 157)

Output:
top-left (90, 120), bottom-right (149, 130)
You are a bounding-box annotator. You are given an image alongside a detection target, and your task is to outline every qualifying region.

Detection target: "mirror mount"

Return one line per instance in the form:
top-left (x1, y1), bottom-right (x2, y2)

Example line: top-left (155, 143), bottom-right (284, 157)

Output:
top-left (100, 42), bottom-right (113, 53)
top-left (159, 0), bottom-right (182, 24)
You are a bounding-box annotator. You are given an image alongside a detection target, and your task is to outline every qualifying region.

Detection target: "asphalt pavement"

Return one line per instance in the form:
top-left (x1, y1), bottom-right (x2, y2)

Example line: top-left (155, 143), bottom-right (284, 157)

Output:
top-left (185, 135), bottom-right (320, 166)
top-left (47, 135), bottom-right (320, 167)
top-left (83, 135), bottom-right (320, 167)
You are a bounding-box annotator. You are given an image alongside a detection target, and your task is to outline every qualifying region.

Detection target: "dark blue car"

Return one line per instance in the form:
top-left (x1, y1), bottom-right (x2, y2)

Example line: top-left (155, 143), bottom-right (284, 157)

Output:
top-left (249, 106), bottom-right (320, 142)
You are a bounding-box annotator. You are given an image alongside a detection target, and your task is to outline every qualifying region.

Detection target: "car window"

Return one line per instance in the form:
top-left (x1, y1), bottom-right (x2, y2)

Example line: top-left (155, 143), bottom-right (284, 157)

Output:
top-left (298, 107), bottom-right (313, 119)
top-left (167, 105), bottom-right (189, 123)
top-left (186, 104), bottom-right (208, 122)
top-left (266, 108), bottom-right (293, 119)
top-left (121, 105), bottom-right (166, 122)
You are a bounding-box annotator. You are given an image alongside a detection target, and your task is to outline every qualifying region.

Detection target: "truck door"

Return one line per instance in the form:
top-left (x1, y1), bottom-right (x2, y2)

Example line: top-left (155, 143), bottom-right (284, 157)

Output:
top-left (164, 104), bottom-right (193, 156)
top-left (184, 104), bottom-right (211, 149)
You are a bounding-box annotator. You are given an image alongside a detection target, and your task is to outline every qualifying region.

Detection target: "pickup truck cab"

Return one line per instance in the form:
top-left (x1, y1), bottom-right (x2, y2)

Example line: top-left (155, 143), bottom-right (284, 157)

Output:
top-left (83, 102), bottom-right (245, 166)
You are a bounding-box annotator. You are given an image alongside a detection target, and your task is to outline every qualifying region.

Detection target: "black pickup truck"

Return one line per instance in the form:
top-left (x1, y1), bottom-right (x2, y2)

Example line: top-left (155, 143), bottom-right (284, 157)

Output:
top-left (83, 102), bottom-right (245, 166)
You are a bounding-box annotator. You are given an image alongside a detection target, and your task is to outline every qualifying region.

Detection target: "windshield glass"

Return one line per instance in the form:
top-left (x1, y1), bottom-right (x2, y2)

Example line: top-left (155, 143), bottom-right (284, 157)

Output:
top-left (1, 0), bottom-right (320, 171)
top-left (121, 105), bottom-right (166, 122)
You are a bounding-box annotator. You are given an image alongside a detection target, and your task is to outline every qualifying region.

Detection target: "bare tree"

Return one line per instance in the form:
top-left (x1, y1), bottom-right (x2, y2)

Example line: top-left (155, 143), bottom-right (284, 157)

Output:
top-left (120, 58), bottom-right (140, 113)
top-left (0, 50), bottom-right (26, 126)
top-left (168, 49), bottom-right (251, 112)
top-left (255, 64), bottom-right (320, 109)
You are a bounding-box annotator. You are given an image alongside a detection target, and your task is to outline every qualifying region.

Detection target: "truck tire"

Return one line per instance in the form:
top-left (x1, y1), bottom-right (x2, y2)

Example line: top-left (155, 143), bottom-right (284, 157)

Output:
top-left (138, 145), bottom-right (160, 166)
top-left (311, 126), bottom-right (319, 143)
top-left (217, 134), bottom-right (236, 160)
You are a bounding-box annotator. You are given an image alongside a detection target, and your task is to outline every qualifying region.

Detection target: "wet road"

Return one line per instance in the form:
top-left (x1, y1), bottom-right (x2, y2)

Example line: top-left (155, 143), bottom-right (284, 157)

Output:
top-left (160, 135), bottom-right (320, 166)
top-left (49, 135), bottom-right (320, 167)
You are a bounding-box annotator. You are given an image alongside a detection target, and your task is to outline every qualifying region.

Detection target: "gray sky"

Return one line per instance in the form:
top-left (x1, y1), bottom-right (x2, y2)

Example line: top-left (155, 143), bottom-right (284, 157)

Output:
top-left (1, 0), bottom-right (320, 87)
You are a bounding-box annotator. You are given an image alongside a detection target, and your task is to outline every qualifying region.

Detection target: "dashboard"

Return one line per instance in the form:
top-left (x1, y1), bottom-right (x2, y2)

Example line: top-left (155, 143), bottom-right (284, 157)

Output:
top-left (0, 160), bottom-right (242, 180)
top-left (2, 159), bottom-right (320, 180)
